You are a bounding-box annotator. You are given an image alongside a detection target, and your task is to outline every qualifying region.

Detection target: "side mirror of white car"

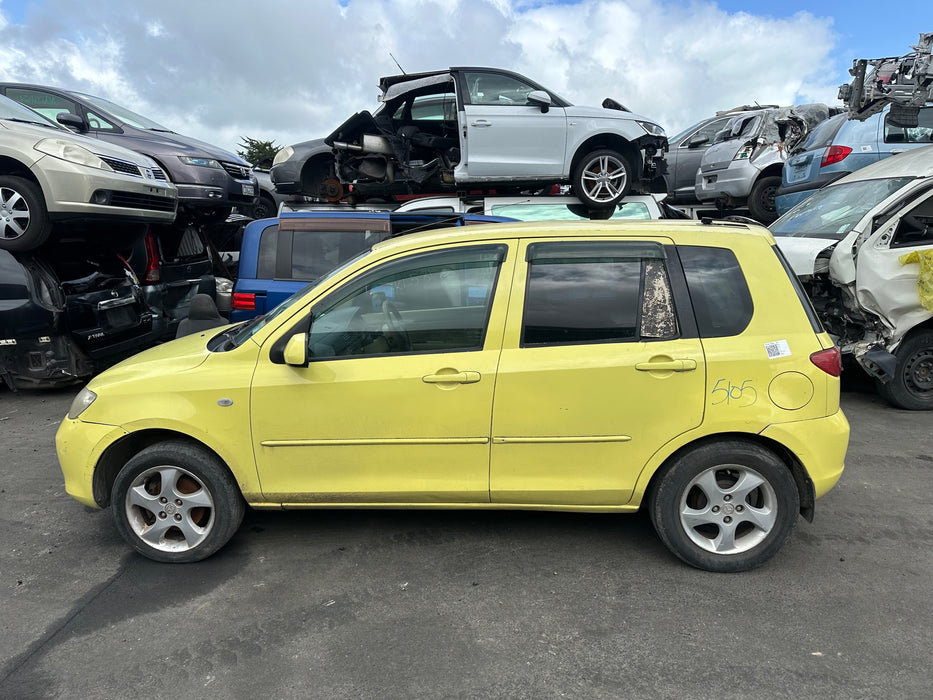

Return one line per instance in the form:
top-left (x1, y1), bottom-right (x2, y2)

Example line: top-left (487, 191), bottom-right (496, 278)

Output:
top-left (527, 90), bottom-right (552, 113)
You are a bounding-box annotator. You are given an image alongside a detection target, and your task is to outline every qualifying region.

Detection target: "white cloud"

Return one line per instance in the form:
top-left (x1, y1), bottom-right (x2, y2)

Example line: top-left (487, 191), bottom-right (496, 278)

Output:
top-left (0, 0), bottom-right (840, 153)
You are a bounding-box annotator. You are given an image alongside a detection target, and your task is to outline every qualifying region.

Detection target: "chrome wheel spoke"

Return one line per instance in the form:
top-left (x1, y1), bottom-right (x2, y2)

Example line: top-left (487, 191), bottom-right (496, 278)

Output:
top-left (182, 488), bottom-right (213, 509)
top-left (729, 471), bottom-right (766, 503)
top-left (175, 514), bottom-right (209, 547)
top-left (712, 521), bottom-right (738, 552)
top-left (128, 484), bottom-right (160, 512)
top-left (139, 517), bottom-right (177, 546)
top-left (681, 505), bottom-right (715, 530)
top-left (739, 504), bottom-right (776, 532)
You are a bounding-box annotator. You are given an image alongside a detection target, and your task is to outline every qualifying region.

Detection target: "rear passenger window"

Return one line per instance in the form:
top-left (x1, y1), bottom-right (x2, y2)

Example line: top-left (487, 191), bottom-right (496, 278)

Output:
top-left (678, 245), bottom-right (753, 337)
top-left (256, 224), bottom-right (279, 279)
top-left (884, 107), bottom-right (933, 144)
top-left (522, 241), bottom-right (677, 346)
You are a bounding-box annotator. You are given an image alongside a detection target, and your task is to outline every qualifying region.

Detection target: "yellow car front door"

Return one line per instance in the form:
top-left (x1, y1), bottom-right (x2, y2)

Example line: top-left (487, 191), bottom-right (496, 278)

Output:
top-left (250, 242), bottom-right (514, 504)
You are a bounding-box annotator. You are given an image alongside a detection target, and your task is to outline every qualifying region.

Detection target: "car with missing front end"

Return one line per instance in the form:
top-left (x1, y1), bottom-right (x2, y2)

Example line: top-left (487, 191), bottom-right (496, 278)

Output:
top-left (271, 67), bottom-right (667, 211)
top-left (57, 218), bottom-right (847, 572)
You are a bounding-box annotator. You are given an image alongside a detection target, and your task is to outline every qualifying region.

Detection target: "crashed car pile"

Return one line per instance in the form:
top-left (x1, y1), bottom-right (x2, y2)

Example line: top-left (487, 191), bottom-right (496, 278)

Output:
top-left (0, 89), bottom-right (257, 389)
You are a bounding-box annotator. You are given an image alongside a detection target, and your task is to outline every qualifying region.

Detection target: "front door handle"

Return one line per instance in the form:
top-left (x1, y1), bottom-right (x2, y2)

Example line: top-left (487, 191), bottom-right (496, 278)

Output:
top-left (422, 371), bottom-right (481, 384)
top-left (635, 359), bottom-right (697, 372)
top-left (471, 120), bottom-right (491, 128)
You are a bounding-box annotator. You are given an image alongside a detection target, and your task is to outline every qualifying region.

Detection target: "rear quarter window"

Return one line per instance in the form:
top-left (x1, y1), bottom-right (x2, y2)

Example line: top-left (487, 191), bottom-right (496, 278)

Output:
top-left (678, 245), bottom-right (753, 337)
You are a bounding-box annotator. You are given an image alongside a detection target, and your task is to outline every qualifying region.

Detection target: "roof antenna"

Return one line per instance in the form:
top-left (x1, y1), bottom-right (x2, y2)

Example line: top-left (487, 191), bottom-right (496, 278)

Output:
top-left (389, 53), bottom-right (406, 74)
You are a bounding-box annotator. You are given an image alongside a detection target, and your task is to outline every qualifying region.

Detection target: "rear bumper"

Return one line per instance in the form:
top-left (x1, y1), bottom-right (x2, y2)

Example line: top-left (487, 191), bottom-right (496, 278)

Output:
top-left (759, 410), bottom-right (850, 499)
top-left (695, 161), bottom-right (758, 202)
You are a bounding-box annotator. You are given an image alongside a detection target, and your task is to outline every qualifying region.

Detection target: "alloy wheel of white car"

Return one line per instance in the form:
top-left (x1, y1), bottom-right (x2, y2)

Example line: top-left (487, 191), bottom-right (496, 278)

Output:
top-left (572, 149), bottom-right (632, 208)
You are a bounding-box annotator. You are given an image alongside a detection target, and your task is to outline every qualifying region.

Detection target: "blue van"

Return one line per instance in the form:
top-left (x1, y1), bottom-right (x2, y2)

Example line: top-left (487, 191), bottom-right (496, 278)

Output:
top-left (231, 210), bottom-right (515, 321)
top-left (775, 105), bottom-right (933, 215)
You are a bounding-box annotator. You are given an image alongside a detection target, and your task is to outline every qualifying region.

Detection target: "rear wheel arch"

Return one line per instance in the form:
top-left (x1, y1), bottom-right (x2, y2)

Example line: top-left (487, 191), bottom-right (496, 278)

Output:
top-left (93, 429), bottom-right (236, 508)
top-left (300, 153), bottom-right (336, 197)
top-left (641, 433), bottom-right (813, 520)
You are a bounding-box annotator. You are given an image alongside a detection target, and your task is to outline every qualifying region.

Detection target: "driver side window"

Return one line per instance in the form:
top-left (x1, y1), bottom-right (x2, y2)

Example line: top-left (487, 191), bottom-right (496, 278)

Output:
top-left (465, 72), bottom-right (536, 106)
top-left (308, 245), bottom-right (506, 359)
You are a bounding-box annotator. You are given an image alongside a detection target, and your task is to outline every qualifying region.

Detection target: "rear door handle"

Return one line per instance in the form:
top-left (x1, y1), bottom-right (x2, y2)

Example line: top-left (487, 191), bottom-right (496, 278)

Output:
top-left (422, 371), bottom-right (481, 384)
top-left (471, 120), bottom-right (491, 128)
top-left (635, 359), bottom-right (697, 372)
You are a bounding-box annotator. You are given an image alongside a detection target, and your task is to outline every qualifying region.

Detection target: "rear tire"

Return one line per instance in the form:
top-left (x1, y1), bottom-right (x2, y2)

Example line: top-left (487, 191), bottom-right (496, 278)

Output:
top-left (747, 175), bottom-right (781, 224)
top-left (648, 440), bottom-right (799, 572)
top-left (875, 330), bottom-right (933, 410)
top-left (111, 441), bottom-right (245, 563)
top-left (0, 176), bottom-right (52, 251)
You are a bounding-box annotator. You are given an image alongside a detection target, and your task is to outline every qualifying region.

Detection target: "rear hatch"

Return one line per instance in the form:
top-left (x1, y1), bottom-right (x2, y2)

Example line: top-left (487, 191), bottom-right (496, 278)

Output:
top-left (147, 225), bottom-right (215, 329)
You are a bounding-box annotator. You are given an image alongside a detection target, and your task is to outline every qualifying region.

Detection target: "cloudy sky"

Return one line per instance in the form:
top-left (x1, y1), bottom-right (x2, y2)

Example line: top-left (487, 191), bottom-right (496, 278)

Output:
top-left (0, 0), bottom-right (929, 156)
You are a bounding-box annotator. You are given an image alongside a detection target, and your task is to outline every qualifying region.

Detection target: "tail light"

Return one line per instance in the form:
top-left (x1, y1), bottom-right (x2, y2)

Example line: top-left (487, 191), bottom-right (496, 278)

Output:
top-left (820, 146), bottom-right (852, 168)
top-left (810, 347), bottom-right (842, 376)
top-left (142, 229), bottom-right (161, 283)
top-left (232, 292), bottom-right (255, 310)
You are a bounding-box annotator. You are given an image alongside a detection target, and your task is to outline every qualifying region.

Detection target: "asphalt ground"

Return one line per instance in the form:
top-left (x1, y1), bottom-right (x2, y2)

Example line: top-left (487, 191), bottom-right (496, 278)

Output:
top-left (1, 375), bottom-right (931, 699)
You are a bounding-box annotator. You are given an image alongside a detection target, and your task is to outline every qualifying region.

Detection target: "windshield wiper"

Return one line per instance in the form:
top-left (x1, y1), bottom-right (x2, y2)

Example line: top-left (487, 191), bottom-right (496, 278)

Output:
top-left (147, 128), bottom-right (176, 133)
top-left (4, 117), bottom-right (57, 128)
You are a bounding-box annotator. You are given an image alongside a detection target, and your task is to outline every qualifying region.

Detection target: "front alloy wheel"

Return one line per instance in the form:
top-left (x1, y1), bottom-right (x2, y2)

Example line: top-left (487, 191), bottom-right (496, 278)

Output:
top-left (571, 149), bottom-right (632, 208)
top-left (112, 441), bottom-right (245, 563)
top-left (649, 441), bottom-right (799, 572)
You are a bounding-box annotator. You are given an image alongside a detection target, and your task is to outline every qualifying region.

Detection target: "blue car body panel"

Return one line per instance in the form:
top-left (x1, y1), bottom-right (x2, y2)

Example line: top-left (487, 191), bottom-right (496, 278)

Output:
top-left (232, 210), bottom-right (516, 321)
top-left (776, 106), bottom-right (933, 215)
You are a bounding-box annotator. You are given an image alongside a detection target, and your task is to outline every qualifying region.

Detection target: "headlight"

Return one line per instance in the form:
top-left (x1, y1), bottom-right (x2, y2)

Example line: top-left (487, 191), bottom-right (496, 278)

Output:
top-left (179, 156), bottom-right (223, 168)
top-left (636, 121), bottom-right (665, 137)
top-left (272, 146), bottom-right (294, 166)
top-left (34, 139), bottom-right (113, 171)
top-left (67, 387), bottom-right (98, 420)
top-left (733, 145), bottom-right (755, 161)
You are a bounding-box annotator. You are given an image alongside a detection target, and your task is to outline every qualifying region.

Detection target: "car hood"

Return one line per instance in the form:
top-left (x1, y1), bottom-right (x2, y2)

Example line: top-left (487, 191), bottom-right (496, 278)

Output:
top-left (86, 326), bottom-right (231, 391)
top-left (1, 119), bottom-right (162, 167)
top-left (563, 104), bottom-right (655, 123)
top-left (115, 128), bottom-right (246, 163)
top-left (773, 236), bottom-right (836, 276)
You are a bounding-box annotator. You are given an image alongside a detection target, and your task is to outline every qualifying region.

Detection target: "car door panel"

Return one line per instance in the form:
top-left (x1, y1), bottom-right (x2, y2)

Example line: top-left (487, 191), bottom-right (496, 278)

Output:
top-left (489, 239), bottom-right (705, 506)
top-left (249, 242), bottom-right (516, 503)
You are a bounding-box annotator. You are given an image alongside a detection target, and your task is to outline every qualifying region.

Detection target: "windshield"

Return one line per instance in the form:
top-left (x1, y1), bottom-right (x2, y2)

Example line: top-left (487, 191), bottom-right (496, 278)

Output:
top-left (770, 177), bottom-right (916, 240)
top-left (71, 92), bottom-right (171, 131)
top-left (226, 250), bottom-right (369, 349)
top-left (0, 94), bottom-right (61, 128)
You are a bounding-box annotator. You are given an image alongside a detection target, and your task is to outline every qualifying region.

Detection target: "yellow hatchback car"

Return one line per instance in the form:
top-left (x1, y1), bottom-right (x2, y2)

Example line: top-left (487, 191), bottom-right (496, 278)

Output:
top-left (56, 220), bottom-right (849, 572)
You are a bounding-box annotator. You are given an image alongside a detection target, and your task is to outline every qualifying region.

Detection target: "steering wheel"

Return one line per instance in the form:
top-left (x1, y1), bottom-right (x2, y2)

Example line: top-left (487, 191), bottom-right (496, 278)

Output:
top-left (382, 300), bottom-right (411, 351)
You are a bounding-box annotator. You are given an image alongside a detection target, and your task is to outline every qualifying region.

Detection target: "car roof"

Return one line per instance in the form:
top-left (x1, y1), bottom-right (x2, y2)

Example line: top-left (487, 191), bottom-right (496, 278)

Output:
top-left (368, 219), bottom-right (774, 256)
top-left (833, 143), bottom-right (933, 185)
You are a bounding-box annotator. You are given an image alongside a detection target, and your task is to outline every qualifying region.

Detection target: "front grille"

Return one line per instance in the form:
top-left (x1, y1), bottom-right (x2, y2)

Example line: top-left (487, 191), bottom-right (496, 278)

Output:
top-left (106, 191), bottom-right (177, 212)
top-left (220, 161), bottom-right (251, 179)
top-left (99, 156), bottom-right (142, 177)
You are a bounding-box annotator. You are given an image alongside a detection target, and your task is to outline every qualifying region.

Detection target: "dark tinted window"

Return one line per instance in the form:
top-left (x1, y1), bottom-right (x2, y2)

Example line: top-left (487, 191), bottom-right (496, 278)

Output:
top-left (257, 224), bottom-right (278, 279)
top-left (522, 241), bottom-right (676, 346)
top-left (678, 245), bottom-right (753, 337)
top-left (884, 106), bottom-right (933, 144)
top-left (801, 113), bottom-right (846, 151)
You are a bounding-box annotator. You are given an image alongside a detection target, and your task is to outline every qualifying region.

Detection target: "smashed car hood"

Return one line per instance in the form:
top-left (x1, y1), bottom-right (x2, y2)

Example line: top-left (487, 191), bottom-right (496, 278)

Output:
top-left (775, 237), bottom-right (836, 276)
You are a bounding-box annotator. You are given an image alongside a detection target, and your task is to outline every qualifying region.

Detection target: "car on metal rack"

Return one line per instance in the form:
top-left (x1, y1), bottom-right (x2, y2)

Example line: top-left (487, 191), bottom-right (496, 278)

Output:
top-left (271, 67), bottom-right (667, 210)
top-left (0, 94), bottom-right (176, 252)
top-left (1, 83), bottom-right (257, 224)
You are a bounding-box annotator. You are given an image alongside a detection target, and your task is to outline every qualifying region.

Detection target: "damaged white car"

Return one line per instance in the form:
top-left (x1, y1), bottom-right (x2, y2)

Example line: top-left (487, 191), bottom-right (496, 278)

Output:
top-left (771, 145), bottom-right (933, 409)
top-left (271, 67), bottom-right (667, 210)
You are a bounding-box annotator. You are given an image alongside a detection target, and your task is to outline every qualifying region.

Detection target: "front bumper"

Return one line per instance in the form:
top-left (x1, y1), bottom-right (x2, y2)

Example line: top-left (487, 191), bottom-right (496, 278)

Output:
top-left (56, 416), bottom-right (127, 508)
top-left (32, 155), bottom-right (177, 223)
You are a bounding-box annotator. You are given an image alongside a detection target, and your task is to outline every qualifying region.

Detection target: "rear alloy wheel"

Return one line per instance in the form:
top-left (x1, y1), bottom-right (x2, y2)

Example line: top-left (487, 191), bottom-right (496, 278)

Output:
top-left (747, 175), bottom-right (781, 224)
top-left (0, 176), bottom-right (52, 251)
top-left (111, 441), bottom-right (245, 563)
top-left (649, 441), bottom-right (799, 572)
top-left (876, 330), bottom-right (933, 410)
top-left (571, 149), bottom-right (632, 208)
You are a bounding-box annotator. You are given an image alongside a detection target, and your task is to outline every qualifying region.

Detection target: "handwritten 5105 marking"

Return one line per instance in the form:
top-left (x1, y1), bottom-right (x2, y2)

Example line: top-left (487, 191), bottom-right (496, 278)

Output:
top-left (711, 378), bottom-right (758, 407)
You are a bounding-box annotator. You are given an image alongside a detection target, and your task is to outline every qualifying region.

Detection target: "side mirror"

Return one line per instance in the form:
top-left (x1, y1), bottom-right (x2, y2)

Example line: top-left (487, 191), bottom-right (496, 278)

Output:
top-left (527, 90), bottom-right (552, 113)
top-left (56, 112), bottom-right (87, 133)
top-left (283, 333), bottom-right (309, 367)
top-left (687, 133), bottom-right (709, 148)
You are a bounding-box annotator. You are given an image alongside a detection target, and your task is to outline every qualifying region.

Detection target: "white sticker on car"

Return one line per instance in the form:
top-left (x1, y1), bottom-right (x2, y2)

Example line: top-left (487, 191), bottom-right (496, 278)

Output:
top-left (765, 340), bottom-right (791, 359)
top-left (860, 145), bottom-right (873, 152)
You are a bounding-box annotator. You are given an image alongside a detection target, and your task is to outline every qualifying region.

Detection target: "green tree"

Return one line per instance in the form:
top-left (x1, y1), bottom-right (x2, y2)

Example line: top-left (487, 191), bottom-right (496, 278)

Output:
top-left (237, 137), bottom-right (280, 168)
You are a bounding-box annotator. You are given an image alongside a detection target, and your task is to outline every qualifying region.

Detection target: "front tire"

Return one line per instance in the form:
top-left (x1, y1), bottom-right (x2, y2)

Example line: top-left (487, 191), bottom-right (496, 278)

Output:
top-left (0, 176), bottom-right (52, 251)
top-left (111, 441), bottom-right (245, 563)
top-left (571, 149), bottom-right (632, 208)
top-left (648, 441), bottom-right (799, 572)
top-left (876, 330), bottom-right (933, 410)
